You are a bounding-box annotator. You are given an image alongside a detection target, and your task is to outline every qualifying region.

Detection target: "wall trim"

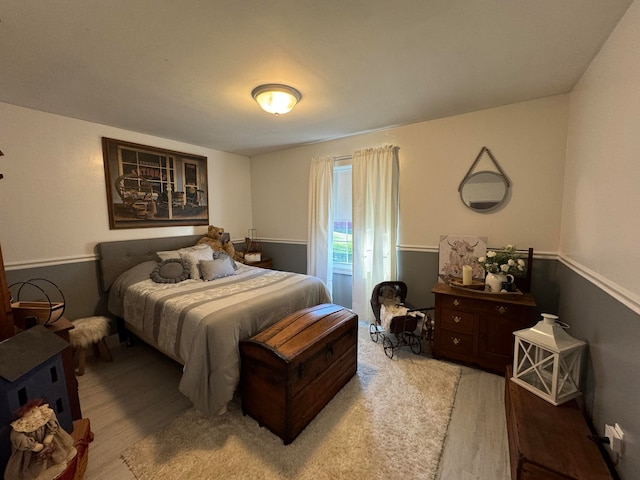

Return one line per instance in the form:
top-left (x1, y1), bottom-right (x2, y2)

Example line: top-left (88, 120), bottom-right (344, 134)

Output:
top-left (397, 244), bottom-right (558, 260)
top-left (5, 254), bottom-right (98, 271)
top-left (7, 246), bottom-right (637, 315)
top-left (558, 254), bottom-right (640, 316)
top-left (257, 238), bottom-right (307, 245)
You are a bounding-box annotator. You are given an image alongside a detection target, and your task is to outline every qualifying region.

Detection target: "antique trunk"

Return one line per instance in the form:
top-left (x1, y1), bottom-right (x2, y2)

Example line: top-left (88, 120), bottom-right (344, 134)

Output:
top-left (239, 303), bottom-right (358, 444)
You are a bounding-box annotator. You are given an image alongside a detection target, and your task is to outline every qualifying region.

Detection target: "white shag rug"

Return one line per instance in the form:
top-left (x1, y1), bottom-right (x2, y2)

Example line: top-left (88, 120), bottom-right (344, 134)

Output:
top-left (121, 326), bottom-right (461, 480)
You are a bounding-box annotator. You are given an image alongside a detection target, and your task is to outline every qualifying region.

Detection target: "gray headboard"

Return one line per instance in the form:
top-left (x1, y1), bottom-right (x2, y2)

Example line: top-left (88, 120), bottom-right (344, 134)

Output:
top-left (96, 233), bottom-right (229, 292)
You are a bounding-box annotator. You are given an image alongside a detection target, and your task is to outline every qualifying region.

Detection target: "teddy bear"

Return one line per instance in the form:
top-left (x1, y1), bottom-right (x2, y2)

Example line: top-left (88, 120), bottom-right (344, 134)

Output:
top-left (197, 225), bottom-right (243, 261)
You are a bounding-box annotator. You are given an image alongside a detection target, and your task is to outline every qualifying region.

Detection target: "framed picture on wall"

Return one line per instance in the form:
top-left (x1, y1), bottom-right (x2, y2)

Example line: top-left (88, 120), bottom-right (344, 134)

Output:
top-left (102, 137), bottom-right (209, 229)
top-left (438, 234), bottom-right (487, 282)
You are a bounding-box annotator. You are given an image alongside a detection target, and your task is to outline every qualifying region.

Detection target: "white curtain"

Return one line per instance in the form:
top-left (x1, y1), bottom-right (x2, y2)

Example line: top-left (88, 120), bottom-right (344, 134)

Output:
top-left (307, 156), bottom-right (334, 296)
top-left (352, 145), bottom-right (399, 322)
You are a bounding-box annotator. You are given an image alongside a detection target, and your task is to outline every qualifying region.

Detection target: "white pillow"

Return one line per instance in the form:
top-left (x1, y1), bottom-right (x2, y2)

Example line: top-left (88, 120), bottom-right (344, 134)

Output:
top-left (156, 249), bottom-right (181, 261)
top-left (156, 244), bottom-right (209, 261)
top-left (199, 256), bottom-right (236, 281)
top-left (179, 245), bottom-right (215, 279)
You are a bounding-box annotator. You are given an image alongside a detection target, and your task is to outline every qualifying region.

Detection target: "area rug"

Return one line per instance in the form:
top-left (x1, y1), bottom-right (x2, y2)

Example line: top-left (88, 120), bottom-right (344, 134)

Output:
top-left (121, 326), bottom-right (461, 480)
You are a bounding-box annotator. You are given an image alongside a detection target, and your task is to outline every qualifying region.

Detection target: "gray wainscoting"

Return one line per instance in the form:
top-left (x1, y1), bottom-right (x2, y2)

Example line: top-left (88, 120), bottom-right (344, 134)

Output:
top-left (557, 264), bottom-right (639, 479)
top-left (6, 242), bottom-right (637, 478)
top-left (6, 261), bottom-right (104, 321)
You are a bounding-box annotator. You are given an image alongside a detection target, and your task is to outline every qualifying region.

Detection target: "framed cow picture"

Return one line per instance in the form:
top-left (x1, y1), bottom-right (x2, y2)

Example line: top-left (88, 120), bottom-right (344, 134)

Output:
top-left (438, 235), bottom-right (487, 283)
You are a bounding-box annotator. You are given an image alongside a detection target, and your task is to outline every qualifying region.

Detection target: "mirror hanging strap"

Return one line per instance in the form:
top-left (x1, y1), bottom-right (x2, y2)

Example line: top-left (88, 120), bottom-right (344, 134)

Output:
top-left (457, 146), bottom-right (511, 192)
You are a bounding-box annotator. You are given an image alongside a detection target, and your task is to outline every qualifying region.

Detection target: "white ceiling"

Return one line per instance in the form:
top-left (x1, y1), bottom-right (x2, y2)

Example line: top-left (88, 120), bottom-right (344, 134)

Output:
top-left (1, 1), bottom-right (633, 157)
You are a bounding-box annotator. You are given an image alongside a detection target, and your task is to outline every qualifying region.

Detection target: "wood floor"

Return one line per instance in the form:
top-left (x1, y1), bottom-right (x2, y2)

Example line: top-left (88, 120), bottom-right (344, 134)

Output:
top-left (77, 337), bottom-right (510, 480)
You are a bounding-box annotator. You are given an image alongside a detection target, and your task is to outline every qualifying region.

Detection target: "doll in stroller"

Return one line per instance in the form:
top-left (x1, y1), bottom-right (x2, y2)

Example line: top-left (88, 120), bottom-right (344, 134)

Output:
top-left (369, 281), bottom-right (434, 359)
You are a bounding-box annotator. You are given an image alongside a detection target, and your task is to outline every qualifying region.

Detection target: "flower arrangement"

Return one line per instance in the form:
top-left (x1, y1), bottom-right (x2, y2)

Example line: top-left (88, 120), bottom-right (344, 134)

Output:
top-left (477, 244), bottom-right (525, 275)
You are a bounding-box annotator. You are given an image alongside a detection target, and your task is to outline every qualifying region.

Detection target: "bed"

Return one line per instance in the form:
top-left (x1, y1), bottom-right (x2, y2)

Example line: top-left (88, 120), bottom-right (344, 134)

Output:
top-left (97, 235), bottom-right (331, 415)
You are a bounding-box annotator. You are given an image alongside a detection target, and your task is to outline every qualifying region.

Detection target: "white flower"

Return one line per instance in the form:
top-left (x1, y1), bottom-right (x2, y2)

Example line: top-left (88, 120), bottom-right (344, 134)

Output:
top-left (476, 244), bottom-right (524, 275)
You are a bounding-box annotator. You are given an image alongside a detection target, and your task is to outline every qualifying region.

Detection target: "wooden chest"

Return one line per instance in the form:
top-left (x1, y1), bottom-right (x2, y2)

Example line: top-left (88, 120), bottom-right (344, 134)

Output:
top-left (239, 304), bottom-right (358, 444)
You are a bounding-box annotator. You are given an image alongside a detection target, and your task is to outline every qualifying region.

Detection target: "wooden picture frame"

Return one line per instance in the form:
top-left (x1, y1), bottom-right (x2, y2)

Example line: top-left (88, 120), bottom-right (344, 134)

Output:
top-left (102, 137), bottom-right (209, 229)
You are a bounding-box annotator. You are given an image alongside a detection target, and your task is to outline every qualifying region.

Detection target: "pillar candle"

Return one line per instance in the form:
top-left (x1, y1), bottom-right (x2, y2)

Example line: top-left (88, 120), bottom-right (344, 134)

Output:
top-left (462, 265), bottom-right (472, 285)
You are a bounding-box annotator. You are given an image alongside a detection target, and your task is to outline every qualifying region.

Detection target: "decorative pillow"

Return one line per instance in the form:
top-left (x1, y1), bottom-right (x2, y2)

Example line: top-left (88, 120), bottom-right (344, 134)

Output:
top-left (150, 258), bottom-right (190, 283)
top-left (213, 252), bottom-right (238, 270)
top-left (199, 256), bottom-right (236, 281)
top-left (156, 249), bottom-right (181, 261)
top-left (179, 245), bottom-right (215, 280)
top-left (157, 243), bottom-right (211, 262)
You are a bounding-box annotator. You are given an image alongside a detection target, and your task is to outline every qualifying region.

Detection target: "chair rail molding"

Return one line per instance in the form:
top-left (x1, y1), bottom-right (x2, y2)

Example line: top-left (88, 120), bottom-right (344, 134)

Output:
top-left (559, 254), bottom-right (640, 316)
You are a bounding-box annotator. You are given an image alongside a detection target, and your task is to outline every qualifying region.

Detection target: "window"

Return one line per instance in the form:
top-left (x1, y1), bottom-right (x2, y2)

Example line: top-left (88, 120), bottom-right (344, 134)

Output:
top-left (333, 161), bottom-right (352, 274)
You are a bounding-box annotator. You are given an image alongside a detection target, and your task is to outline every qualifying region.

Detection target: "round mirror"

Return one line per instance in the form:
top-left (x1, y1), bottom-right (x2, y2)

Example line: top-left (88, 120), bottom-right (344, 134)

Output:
top-left (459, 171), bottom-right (508, 212)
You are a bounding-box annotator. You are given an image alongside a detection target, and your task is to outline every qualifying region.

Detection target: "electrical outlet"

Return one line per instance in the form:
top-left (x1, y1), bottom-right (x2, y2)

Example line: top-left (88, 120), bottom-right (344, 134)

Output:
top-left (605, 423), bottom-right (624, 456)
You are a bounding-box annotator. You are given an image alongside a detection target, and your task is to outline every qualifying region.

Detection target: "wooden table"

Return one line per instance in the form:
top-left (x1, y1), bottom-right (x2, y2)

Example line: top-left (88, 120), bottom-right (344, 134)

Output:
top-left (244, 257), bottom-right (272, 269)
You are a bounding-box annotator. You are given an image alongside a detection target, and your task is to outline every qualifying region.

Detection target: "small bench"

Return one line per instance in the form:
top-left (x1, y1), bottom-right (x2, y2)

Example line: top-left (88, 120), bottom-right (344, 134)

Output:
top-left (505, 365), bottom-right (614, 479)
top-left (69, 316), bottom-right (113, 376)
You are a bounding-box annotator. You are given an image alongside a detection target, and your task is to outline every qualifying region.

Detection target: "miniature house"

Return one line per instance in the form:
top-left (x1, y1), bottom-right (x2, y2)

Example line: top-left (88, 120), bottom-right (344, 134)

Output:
top-left (0, 325), bottom-right (72, 473)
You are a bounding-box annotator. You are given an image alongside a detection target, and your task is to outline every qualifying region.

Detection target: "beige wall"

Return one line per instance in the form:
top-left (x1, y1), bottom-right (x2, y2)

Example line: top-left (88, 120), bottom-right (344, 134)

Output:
top-left (251, 95), bottom-right (569, 255)
top-left (0, 102), bottom-right (253, 267)
top-left (563, 0), bottom-right (640, 306)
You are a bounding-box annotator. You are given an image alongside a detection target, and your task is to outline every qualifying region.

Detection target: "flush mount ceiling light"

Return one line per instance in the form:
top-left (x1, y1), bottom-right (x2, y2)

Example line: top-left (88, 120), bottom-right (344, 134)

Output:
top-left (251, 84), bottom-right (301, 115)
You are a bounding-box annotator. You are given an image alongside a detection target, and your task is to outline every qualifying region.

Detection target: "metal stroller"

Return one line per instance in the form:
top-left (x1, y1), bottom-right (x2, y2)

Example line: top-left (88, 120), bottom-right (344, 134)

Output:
top-left (369, 281), bottom-right (434, 359)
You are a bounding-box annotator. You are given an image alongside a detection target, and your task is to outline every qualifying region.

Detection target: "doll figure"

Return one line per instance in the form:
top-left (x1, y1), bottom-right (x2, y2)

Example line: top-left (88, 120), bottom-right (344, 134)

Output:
top-left (4, 400), bottom-right (76, 480)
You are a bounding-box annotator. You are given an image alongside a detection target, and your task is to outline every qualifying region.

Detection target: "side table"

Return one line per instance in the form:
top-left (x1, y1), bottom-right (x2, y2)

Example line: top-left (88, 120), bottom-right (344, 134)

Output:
top-left (245, 257), bottom-right (273, 269)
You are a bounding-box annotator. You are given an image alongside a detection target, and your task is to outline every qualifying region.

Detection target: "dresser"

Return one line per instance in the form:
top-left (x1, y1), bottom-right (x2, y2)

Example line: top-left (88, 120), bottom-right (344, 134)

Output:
top-left (431, 283), bottom-right (536, 373)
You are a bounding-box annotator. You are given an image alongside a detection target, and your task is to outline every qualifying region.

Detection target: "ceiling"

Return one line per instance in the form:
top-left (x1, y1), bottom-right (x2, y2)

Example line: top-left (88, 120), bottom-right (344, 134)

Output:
top-left (0, 1), bottom-right (633, 157)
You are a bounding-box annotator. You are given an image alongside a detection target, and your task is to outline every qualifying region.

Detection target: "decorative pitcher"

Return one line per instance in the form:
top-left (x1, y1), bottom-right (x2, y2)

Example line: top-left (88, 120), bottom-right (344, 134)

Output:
top-left (485, 273), bottom-right (514, 293)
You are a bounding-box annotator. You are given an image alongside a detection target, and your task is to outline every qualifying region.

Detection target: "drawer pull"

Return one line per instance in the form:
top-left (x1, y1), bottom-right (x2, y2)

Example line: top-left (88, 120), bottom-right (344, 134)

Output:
top-left (496, 306), bottom-right (508, 314)
top-left (453, 299), bottom-right (461, 306)
top-left (452, 315), bottom-right (462, 323)
top-left (451, 337), bottom-right (461, 345)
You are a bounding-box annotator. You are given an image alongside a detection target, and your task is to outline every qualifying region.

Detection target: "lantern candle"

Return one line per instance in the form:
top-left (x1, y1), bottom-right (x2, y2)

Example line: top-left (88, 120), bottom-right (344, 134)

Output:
top-left (462, 265), bottom-right (472, 285)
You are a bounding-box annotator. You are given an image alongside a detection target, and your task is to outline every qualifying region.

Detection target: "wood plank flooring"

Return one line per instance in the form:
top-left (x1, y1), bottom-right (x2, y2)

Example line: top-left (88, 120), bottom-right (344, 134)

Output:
top-left (78, 337), bottom-right (510, 479)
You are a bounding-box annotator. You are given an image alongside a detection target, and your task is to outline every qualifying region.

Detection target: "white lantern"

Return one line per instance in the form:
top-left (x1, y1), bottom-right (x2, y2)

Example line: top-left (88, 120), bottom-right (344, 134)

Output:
top-left (512, 313), bottom-right (586, 406)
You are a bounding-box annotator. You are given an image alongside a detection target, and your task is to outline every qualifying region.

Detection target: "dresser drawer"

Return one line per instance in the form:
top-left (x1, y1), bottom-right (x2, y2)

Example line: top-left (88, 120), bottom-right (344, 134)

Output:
top-left (440, 294), bottom-right (525, 319)
top-left (437, 329), bottom-right (474, 358)
top-left (440, 308), bottom-right (474, 334)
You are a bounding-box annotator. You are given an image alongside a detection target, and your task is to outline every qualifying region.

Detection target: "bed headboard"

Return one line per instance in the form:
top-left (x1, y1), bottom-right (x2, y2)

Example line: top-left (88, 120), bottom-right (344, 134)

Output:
top-left (96, 233), bottom-right (230, 292)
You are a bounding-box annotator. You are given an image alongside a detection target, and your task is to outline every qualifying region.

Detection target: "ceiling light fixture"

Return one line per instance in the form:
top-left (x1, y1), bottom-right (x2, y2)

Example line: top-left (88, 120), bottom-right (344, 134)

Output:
top-left (251, 84), bottom-right (301, 115)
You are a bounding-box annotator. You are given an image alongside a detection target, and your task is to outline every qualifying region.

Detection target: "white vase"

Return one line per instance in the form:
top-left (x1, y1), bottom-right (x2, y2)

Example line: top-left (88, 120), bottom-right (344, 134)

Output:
top-left (485, 273), bottom-right (514, 292)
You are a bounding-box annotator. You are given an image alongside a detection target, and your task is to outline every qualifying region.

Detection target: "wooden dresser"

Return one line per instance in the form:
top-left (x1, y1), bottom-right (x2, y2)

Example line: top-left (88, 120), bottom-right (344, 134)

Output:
top-left (431, 283), bottom-right (536, 373)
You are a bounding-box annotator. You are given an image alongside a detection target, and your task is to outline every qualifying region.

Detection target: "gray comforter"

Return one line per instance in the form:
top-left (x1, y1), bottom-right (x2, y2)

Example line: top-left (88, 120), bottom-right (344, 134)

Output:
top-left (108, 262), bottom-right (331, 415)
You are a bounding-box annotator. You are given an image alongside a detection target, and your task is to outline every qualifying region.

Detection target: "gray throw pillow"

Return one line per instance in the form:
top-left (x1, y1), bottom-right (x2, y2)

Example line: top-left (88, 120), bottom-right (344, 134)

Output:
top-left (150, 258), bottom-right (190, 283)
top-left (199, 256), bottom-right (236, 281)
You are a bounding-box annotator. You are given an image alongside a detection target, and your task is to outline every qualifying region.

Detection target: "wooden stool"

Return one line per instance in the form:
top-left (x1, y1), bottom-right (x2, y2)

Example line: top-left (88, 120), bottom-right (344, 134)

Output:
top-left (69, 316), bottom-right (113, 376)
